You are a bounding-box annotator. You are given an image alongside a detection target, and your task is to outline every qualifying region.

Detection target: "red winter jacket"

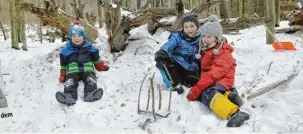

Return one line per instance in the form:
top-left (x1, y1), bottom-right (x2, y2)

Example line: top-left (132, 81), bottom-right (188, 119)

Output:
top-left (196, 40), bottom-right (236, 92)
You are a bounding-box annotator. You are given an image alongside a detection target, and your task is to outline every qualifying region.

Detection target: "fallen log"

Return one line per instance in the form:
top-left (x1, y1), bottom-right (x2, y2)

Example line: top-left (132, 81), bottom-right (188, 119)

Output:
top-left (103, 0), bottom-right (225, 52)
top-left (20, 1), bottom-right (98, 43)
top-left (157, 15), bottom-right (264, 34)
top-left (192, 0), bottom-right (224, 13)
top-left (287, 10), bottom-right (303, 26)
top-left (275, 25), bottom-right (303, 33)
top-left (136, 7), bottom-right (177, 16)
top-left (246, 71), bottom-right (299, 100)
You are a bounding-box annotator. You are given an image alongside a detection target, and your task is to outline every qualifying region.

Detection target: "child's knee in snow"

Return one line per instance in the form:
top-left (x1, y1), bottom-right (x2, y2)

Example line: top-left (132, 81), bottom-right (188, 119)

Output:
top-left (200, 85), bottom-right (226, 106)
top-left (86, 76), bottom-right (96, 85)
top-left (64, 79), bottom-right (75, 88)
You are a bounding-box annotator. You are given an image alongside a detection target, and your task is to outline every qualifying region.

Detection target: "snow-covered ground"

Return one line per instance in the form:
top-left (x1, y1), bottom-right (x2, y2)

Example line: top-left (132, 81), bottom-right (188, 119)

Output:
top-left (0, 21), bottom-right (303, 133)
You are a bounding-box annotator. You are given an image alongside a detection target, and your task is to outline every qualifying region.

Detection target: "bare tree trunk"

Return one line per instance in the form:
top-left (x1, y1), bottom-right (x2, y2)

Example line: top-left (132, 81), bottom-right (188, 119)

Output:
top-left (16, 0), bottom-right (22, 43)
top-left (155, 0), bottom-right (160, 7)
top-left (125, 0), bottom-right (131, 9)
top-left (185, 0), bottom-right (190, 9)
top-left (103, 2), bottom-right (124, 52)
top-left (198, 0), bottom-right (202, 5)
top-left (140, 0), bottom-right (153, 10)
top-left (243, 0), bottom-right (252, 16)
top-left (20, 0), bottom-right (27, 51)
top-left (10, 0), bottom-right (19, 49)
top-left (137, 0), bottom-right (141, 10)
top-left (260, 0), bottom-right (266, 17)
top-left (161, 0), bottom-right (165, 7)
top-left (220, 0), bottom-right (228, 19)
top-left (71, 0), bottom-right (85, 19)
top-left (38, 0), bottom-right (43, 44)
top-left (62, 0), bottom-right (67, 12)
top-left (119, 0), bottom-right (124, 7)
top-left (196, 0), bottom-right (200, 8)
top-left (86, 12), bottom-right (97, 26)
top-left (97, 0), bottom-right (103, 28)
top-left (191, 0), bottom-right (193, 9)
top-left (0, 21), bottom-right (7, 40)
top-left (170, 0), bottom-right (174, 7)
top-left (275, 0), bottom-right (281, 27)
top-left (38, 22), bottom-right (43, 43)
top-left (152, 0), bottom-right (156, 7)
top-left (239, 0), bottom-right (243, 17)
top-left (230, 0), bottom-right (238, 18)
top-left (170, 0), bottom-right (184, 31)
top-left (228, 0), bottom-right (232, 17)
top-left (266, 0), bottom-right (276, 44)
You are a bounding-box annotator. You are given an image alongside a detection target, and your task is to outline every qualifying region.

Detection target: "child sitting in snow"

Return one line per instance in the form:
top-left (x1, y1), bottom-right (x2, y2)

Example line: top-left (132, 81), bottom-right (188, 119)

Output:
top-left (186, 15), bottom-right (249, 127)
top-left (56, 21), bottom-right (109, 106)
top-left (154, 13), bottom-right (201, 93)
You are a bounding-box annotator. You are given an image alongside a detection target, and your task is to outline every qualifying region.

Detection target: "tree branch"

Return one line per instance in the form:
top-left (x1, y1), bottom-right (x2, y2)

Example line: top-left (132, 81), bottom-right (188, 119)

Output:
top-left (247, 71), bottom-right (299, 100)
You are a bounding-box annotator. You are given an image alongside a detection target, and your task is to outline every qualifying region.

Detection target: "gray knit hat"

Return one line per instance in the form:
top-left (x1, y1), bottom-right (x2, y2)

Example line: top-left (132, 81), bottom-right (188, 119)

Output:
top-left (199, 15), bottom-right (223, 42)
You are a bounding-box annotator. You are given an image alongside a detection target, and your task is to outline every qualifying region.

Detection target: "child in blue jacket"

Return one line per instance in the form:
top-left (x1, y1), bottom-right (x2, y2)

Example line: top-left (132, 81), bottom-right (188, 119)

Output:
top-left (155, 14), bottom-right (201, 93)
top-left (56, 22), bottom-right (109, 106)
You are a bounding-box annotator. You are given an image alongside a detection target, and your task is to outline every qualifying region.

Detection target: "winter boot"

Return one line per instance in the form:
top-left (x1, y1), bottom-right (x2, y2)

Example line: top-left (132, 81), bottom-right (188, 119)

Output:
top-left (55, 91), bottom-right (76, 106)
top-left (172, 84), bottom-right (184, 94)
top-left (84, 88), bottom-right (104, 102)
top-left (225, 88), bottom-right (243, 107)
top-left (226, 111), bottom-right (250, 127)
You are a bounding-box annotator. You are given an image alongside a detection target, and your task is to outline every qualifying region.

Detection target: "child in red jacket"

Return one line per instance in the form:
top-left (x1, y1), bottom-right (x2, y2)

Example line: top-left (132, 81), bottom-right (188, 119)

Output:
top-left (186, 15), bottom-right (249, 127)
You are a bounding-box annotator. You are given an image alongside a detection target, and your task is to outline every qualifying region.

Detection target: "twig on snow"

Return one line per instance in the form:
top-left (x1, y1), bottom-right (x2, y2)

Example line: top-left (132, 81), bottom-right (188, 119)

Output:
top-left (248, 75), bottom-right (258, 88)
top-left (138, 73), bottom-right (148, 114)
top-left (157, 84), bottom-right (162, 110)
top-left (295, 120), bottom-right (303, 130)
top-left (266, 61), bottom-right (273, 74)
top-left (150, 72), bottom-right (156, 121)
top-left (146, 85), bottom-right (151, 111)
top-left (134, 46), bottom-right (143, 55)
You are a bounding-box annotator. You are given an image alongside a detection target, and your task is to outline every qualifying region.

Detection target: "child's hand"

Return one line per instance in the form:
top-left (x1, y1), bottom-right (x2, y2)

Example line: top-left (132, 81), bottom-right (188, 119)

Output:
top-left (155, 50), bottom-right (169, 65)
top-left (187, 86), bottom-right (202, 101)
top-left (59, 70), bottom-right (66, 83)
top-left (59, 75), bottom-right (65, 83)
top-left (95, 61), bottom-right (110, 71)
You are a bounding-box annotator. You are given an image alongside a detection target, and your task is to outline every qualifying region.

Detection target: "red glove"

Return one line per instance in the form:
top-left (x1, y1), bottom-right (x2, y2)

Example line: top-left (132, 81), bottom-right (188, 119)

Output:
top-left (95, 61), bottom-right (109, 71)
top-left (187, 86), bottom-right (203, 101)
top-left (187, 75), bottom-right (214, 101)
top-left (59, 69), bottom-right (66, 83)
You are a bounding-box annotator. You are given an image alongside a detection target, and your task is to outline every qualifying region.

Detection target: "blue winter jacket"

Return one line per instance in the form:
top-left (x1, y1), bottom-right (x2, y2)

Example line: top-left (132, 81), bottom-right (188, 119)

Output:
top-left (161, 31), bottom-right (201, 72)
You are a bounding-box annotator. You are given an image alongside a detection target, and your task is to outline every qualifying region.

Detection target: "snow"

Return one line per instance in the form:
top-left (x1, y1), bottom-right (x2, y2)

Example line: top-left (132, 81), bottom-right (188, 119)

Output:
top-left (1, 21), bottom-right (303, 133)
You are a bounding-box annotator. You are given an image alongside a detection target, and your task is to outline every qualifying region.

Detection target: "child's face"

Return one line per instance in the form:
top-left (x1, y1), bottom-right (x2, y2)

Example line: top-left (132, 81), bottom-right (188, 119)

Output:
top-left (183, 21), bottom-right (198, 37)
top-left (201, 35), bottom-right (216, 45)
top-left (71, 34), bottom-right (84, 45)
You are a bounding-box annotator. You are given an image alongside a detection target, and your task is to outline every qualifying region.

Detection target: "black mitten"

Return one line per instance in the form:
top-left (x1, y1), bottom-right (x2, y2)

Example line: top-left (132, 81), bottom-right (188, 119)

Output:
top-left (155, 50), bottom-right (170, 65)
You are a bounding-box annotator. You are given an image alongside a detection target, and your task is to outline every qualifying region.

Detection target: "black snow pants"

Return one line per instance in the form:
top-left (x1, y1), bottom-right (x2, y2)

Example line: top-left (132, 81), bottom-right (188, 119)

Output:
top-left (64, 72), bottom-right (97, 100)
